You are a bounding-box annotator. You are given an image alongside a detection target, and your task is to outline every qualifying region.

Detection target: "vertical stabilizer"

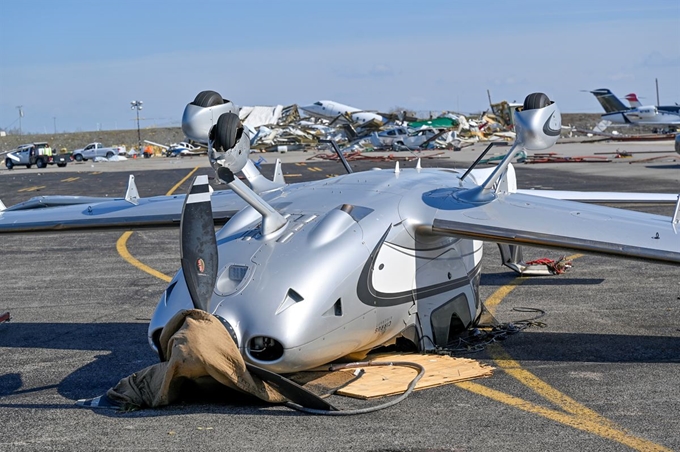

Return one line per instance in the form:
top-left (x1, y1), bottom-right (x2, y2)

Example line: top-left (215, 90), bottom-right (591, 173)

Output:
top-left (590, 89), bottom-right (629, 113)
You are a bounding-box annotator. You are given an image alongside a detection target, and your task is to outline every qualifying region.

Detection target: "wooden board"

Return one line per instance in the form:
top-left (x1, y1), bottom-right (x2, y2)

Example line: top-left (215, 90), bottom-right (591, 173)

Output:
top-left (337, 353), bottom-right (494, 400)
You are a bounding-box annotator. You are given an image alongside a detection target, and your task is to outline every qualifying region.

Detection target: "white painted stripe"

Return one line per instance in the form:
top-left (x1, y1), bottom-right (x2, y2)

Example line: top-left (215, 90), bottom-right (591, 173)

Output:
top-left (187, 192), bottom-right (211, 204)
top-left (195, 175), bottom-right (209, 185)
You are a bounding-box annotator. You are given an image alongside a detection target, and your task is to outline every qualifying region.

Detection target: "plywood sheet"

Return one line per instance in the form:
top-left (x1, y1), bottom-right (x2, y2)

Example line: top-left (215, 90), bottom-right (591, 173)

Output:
top-left (337, 353), bottom-right (494, 400)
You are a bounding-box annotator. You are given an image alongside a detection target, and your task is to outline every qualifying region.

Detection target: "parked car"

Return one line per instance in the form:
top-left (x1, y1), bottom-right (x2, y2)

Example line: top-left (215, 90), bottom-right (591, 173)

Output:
top-left (72, 142), bottom-right (120, 161)
top-left (675, 133), bottom-right (680, 155)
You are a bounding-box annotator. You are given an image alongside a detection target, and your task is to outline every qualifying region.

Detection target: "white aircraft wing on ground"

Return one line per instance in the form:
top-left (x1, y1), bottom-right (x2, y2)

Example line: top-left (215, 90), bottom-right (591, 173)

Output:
top-left (431, 190), bottom-right (679, 264)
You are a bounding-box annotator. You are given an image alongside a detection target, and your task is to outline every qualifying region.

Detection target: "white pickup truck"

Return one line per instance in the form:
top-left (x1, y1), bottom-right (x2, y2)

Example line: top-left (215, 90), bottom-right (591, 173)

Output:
top-left (72, 142), bottom-right (121, 161)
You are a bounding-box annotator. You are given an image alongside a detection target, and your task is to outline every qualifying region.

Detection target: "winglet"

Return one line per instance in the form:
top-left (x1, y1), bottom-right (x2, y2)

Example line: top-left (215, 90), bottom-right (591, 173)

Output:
top-left (0, 199), bottom-right (5, 212)
top-left (672, 195), bottom-right (680, 225)
top-left (125, 175), bottom-right (140, 205)
top-left (273, 159), bottom-right (286, 185)
top-left (416, 158), bottom-right (422, 171)
top-left (394, 161), bottom-right (400, 174)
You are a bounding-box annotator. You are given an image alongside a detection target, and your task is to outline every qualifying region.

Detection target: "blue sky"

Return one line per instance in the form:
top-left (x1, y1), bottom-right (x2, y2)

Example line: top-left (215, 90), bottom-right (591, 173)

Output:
top-left (1, 0), bottom-right (678, 133)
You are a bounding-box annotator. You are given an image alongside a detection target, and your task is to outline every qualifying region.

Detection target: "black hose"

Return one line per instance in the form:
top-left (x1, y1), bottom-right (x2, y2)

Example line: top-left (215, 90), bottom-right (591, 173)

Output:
top-left (285, 361), bottom-right (425, 416)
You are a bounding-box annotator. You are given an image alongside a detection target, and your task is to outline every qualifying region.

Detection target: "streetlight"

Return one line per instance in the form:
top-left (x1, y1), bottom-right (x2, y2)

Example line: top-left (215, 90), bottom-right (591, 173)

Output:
top-left (130, 100), bottom-right (143, 152)
top-left (16, 106), bottom-right (23, 135)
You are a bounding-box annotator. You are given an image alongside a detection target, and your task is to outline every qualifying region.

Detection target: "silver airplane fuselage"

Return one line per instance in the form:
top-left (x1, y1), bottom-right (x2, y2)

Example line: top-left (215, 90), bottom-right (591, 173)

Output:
top-left (148, 167), bottom-right (484, 373)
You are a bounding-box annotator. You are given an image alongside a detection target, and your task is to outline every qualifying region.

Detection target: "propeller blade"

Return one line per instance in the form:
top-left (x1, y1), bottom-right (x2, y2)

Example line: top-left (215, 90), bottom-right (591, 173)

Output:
top-left (180, 175), bottom-right (218, 312)
top-left (245, 363), bottom-right (338, 411)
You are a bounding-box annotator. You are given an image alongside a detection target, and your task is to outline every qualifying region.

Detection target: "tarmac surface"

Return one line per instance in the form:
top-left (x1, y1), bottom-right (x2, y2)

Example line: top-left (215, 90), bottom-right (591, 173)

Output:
top-left (0, 141), bottom-right (679, 451)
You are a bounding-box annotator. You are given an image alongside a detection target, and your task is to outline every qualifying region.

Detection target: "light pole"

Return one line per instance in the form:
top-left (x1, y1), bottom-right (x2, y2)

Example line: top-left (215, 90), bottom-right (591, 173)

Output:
top-left (16, 106), bottom-right (23, 135)
top-left (130, 100), bottom-right (143, 152)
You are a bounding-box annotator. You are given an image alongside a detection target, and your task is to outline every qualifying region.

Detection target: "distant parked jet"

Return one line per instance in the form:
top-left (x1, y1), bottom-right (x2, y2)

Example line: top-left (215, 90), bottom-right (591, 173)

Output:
top-left (589, 89), bottom-right (680, 126)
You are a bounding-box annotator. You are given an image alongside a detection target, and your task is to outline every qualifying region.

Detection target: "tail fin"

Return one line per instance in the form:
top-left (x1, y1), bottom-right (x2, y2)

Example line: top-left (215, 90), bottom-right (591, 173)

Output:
top-left (590, 89), bottom-right (629, 113)
top-left (624, 93), bottom-right (642, 108)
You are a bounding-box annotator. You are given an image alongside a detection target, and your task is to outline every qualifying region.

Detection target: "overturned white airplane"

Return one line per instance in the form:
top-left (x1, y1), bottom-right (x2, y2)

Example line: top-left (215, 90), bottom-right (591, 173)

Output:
top-left (1, 91), bottom-right (678, 379)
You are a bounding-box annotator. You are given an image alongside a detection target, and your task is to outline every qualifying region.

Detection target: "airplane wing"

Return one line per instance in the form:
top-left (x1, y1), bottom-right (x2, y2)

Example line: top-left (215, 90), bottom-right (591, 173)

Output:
top-left (0, 190), bottom-right (246, 233)
top-left (429, 190), bottom-right (680, 264)
top-left (515, 189), bottom-right (679, 204)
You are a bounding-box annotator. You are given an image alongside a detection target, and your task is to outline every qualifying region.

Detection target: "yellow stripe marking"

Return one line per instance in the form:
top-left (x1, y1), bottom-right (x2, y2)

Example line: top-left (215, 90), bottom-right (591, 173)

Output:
top-left (116, 167), bottom-right (199, 281)
top-left (295, 162), bottom-right (307, 166)
top-left (307, 167), bottom-right (323, 172)
top-left (18, 186), bottom-right (46, 192)
top-left (116, 232), bottom-right (172, 283)
top-left (459, 252), bottom-right (670, 450)
top-left (61, 177), bottom-right (80, 182)
top-left (456, 381), bottom-right (671, 451)
top-left (285, 174), bottom-right (302, 177)
top-left (91, 172), bottom-right (102, 175)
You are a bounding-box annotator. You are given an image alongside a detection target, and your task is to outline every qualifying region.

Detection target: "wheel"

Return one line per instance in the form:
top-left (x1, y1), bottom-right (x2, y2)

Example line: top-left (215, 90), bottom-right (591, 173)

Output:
top-left (523, 93), bottom-right (551, 110)
top-left (57, 163), bottom-right (67, 167)
top-left (36, 158), bottom-right (46, 169)
top-left (74, 154), bottom-right (83, 162)
top-left (193, 90), bottom-right (224, 108)
top-left (26, 164), bottom-right (32, 169)
top-left (213, 112), bottom-right (240, 151)
top-left (105, 151), bottom-right (114, 159)
top-left (5, 159), bottom-right (13, 170)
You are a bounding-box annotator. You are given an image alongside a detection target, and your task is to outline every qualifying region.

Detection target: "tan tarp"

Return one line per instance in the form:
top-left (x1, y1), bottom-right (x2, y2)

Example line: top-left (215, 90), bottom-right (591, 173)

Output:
top-left (106, 309), bottom-right (286, 409)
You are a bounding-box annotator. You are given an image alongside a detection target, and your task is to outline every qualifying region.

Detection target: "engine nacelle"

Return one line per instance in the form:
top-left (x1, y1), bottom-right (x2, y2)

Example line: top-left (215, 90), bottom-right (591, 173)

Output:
top-left (630, 107), bottom-right (658, 119)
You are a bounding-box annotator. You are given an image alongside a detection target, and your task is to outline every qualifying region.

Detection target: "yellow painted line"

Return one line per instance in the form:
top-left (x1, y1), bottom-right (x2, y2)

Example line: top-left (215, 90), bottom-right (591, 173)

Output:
top-left (488, 344), bottom-right (618, 428)
top-left (285, 174), bottom-right (302, 177)
top-left (116, 232), bottom-right (172, 283)
top-left (484, 253), bottom-right (583, 316)
top-left (61, 177), bottom-right (80, 182)
top-left (456, 381), bottom-right (672, 452)
top-left (295, 162), bottom-right (307, 166)
top-left (164, 167), bottom-right (200, 196)
top-left (91, 172), bottom-right (102, 175)
top-left (459, 252), bottom-right (671, 451)
top-left (18, 186), bottom-right (46, 192)
top-left (116, 167), bottom-right (200, 281)
top-left (307, 167), bottom-right (323, 172)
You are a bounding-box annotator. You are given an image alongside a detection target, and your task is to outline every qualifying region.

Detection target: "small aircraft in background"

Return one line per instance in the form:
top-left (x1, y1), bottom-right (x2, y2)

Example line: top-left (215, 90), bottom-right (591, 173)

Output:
top-left (1, 91), bottom-right (678, 377)
top-left (144, 140), bottom-right (206, 157)
top-left (300, 100), bottom-right (386, 127)
top-left (589, 88), bottom-right (680, 126)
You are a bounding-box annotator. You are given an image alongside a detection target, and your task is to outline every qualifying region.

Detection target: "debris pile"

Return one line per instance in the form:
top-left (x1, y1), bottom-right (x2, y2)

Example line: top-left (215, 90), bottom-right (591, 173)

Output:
top-left (240, 102), bottom-right (521, 157)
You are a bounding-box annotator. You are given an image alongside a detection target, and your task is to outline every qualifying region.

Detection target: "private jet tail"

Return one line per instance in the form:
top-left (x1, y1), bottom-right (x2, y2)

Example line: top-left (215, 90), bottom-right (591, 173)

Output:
top-left (590, 89), bottom-right (630, 113)
top-left (624, 93), bottom-right (642, 108)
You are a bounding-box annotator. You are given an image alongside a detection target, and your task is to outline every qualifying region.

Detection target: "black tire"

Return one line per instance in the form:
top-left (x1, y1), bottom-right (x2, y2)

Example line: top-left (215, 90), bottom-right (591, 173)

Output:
top-left (105, 151), bottom-right (114, 159)
top-left (213, 112), bottom-right (241, 151)
top-left (26, 164), bottom-right (32, 169)
top-left (193, 90), bottom-right (224, 108)
top-left (57, 163), bottom-right (67, 167)
top-left (74, 154), bottom-right (83, 162)
top-left (523, 93), bottom-right (551, 110)
top-left (36, 157), bottom-right (46, 169)
top-left (5, 159), bottom-right (13, 170)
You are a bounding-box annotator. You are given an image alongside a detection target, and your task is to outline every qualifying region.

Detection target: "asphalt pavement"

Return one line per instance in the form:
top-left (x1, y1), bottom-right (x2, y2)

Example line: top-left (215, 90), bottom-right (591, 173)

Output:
top-left (0, 144), bottom-right (679, 451)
